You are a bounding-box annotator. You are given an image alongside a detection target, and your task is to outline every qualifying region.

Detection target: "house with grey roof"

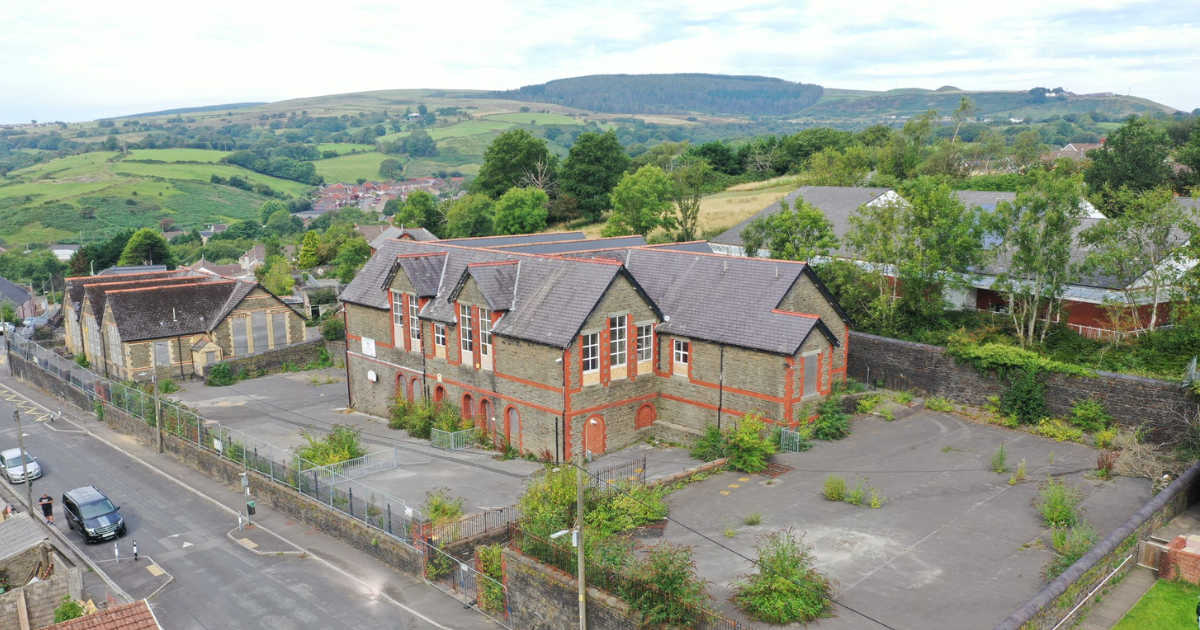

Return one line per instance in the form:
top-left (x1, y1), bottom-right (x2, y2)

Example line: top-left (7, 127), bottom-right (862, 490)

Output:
top-left (0, 275), bottom-right (35, 321)
top-left (64, 269), bottom-right (305, 382)
top-left (339, 235), bottom-right (851, 459)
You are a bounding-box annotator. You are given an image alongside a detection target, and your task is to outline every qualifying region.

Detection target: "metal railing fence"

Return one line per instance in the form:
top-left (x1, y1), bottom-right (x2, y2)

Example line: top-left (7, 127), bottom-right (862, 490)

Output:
top-left (429, 505), bottom-right (520, 545)
top-left (589, 455), bottom-right (647, 489)
top-left (422, 541), bottom-right (510, 627)
top-left (431, 427), bottom-right (475, 451)
top-left (780, 428), bottom-right (810, 453)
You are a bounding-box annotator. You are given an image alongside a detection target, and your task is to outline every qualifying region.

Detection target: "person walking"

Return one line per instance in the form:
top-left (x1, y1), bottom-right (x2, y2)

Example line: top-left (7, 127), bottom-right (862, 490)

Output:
top-left (38, 493), bottom-right (54, 524)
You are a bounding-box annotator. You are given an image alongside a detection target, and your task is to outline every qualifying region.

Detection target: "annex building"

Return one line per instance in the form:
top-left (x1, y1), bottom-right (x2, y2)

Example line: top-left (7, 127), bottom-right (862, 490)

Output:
top-left (340, 233), bottom-right (852, 460)
top-left (64, 269), bottom-right (305, 382)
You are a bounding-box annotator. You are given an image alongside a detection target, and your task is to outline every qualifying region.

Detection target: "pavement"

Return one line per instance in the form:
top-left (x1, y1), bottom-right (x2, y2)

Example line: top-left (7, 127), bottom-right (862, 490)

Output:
top-left (661, 410), bottom-right (1153, 630)
top-left (1076, 566), bottom-right (1156, 630)
top-left (169, 369), bottom-right (542, 513)
top-left (0, 345), bottom-right (496, 629)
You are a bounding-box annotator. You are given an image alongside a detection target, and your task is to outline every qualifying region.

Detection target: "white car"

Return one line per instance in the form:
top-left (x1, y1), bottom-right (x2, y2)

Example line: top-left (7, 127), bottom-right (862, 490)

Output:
top-left (0, 448), bottom-right (42, 483)
top-left (0, 322), bottom-right (14, 335)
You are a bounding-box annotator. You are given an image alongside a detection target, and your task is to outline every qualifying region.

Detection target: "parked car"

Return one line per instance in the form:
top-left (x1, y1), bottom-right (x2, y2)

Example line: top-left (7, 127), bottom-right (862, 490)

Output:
top-left (62, 486), bottom-right (125, 543)
top-left (0, 448), bottom-right (41, 483)
top-left (0, 322), bottom-right (14, 335)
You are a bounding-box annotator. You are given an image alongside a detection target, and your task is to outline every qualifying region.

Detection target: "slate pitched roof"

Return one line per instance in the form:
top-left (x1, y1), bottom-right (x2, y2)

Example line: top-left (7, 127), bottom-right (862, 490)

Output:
top-left (67, 271), bottom-right (185, 320)
top-left (0, 513), bottom-right (48, 563)
top-left (440, 231), bottom-right (586, 248)
top-left (47, 599), bottom-right (160, 630)
top-left (487, 235), bottom-right (648, 254)
top-left (711, 186), bottom-right (895, 254)
top-left (0, 275), bottom-right (32, 308)
top-left (450, 261), bottom-right (520, 311)
top-left (76, 275), bottom-right (207, 323)
top-left (105, 280), bottom-right (257, 342)
top-left (365, 226), bottom-right (439, 250)
top-left (641, 241), bottom-right (715, 254)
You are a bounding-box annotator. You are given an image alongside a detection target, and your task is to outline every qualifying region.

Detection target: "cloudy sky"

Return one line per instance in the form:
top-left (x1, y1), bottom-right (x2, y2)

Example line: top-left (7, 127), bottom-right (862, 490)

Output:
top-left (4, 0), bottom-right (1198, 123)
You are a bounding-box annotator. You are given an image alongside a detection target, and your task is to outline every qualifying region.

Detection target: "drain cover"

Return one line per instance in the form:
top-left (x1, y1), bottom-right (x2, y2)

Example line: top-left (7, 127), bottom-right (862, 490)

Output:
top-left (760, 463), bottom-right (793, 479)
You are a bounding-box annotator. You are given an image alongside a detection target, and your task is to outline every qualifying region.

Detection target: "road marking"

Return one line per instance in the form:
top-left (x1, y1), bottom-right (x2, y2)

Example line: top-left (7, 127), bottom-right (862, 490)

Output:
top-left (719, 490), bottom-right (730, 496)
top-left (181, 542), bottom-right (193, 548)
top-left (147, 564), bottom-right (165, 577)
top-left (728, 484), bottom-right (740, 489)
top-left (239, 537), bottom-right (259, 549)
top-left (738, 477), bottom-right (750, 482)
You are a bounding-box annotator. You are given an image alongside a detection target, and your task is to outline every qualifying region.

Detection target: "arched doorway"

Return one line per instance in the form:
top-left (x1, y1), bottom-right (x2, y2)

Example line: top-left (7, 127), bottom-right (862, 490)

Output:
top-left (584, 415), bottom-right (606, 456)
top-left (396, 374), bottom-right (407, 400)
top-left (462, 393), bottom-right (475, 420)
top-left (636, 403), bottom-right (656, 429)
top-left (434, 385), bottom-right (445, 403)
top-left (480, 399), bottom-right (494, 436)
top-left (505, 406), bottom-right (519, 448)
top-left (411, 377), bottom-right (423, 401)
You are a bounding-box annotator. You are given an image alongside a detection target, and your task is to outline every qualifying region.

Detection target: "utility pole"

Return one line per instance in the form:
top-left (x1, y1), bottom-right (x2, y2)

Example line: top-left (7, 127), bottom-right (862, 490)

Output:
top-left (14, 410), bottom-right (34, 513)
top-left (152, 368), bottom-right (162, 453)
top-left (575, 439), bottom-right (587, 630)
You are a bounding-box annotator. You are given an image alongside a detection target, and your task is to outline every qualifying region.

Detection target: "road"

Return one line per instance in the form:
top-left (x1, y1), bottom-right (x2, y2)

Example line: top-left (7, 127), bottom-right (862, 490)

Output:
top-left (0, 345), bottom-right (492, 630)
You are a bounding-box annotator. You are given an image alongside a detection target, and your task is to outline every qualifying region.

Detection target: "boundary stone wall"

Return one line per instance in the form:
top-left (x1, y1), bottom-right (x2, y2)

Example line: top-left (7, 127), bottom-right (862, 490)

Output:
top-left (847, 332), bottom-right (1197, 439)
top-left (504, 547), bottom-right (640, 630)
top-left (204, 338), bottom-right (331, 381)
top-left (0, 569), bottom-right (82, 630)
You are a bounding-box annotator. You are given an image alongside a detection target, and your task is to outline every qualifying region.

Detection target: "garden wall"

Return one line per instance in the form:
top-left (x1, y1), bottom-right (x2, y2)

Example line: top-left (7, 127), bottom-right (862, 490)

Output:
top-left (503, 547), bottom-right (641, 630)
top-left (994, 460), bottom-right (1200, 630)
top-left (847, 332), bottom-right (1197, 440)
top-left (0, 569), bottom-right (82, 630)
top-left (203, 338), bottom-right (332, 382)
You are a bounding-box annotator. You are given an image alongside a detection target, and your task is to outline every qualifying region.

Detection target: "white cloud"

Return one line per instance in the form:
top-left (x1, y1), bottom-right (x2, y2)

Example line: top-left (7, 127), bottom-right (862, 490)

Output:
top-left (1, 0), bottom-right (1197, 122)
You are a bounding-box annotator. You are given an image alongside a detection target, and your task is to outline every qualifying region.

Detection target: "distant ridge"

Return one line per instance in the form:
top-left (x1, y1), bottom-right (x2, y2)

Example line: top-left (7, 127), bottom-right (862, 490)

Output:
top-left (479, 73), bottom-right (824, 116)
top-left (112, 102), bottom-right (267, 119)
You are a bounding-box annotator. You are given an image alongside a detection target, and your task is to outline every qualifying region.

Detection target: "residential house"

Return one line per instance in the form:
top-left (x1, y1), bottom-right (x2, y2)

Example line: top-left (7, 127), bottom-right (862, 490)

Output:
top-left (1043, 142), bottom-right (1104, 162)
top-left (46, 599), bottom-right (161, 630)
top-left (186, 258), bottom-right (253, 280)
top-left (358, 225), bottom-right (439, 253)
top-left (339, 234), bottom-right (850, 459)
top-left (47, 244), bottom-right (80, 262)
top-left (238, 244), bottom-right (296, 272)
top-left (0, 275), bottom-right (35, 320)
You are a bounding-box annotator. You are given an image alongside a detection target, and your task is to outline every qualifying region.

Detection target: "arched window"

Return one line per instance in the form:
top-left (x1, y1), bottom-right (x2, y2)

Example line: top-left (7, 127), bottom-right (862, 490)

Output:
top-left (481, 399), bottom-right (493, 434)
top-left (434, 385), bottom-right (445, 403)
top-left (505, 406), bottom-right (519, 448)
top-left (462, 393), bottom-right (475, 419)
top-left (411, 377), bottom-right (423, 401)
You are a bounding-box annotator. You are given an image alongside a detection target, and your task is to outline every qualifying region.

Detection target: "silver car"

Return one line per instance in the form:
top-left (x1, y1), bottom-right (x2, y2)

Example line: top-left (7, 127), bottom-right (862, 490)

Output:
top-left (0, 448), bottom-right (42, 483)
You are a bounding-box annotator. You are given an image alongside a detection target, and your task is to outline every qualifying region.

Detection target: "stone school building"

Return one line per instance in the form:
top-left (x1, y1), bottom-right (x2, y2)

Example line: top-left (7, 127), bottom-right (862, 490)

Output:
top-left (340, 234), bottom-right (852, 460)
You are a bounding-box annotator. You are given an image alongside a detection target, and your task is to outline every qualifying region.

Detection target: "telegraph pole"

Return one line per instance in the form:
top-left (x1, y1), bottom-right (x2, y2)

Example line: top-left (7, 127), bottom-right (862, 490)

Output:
top-left (152, 369), bottom-right (163, 453)
top-left (576, 440), bottom-right (587, 630)
top-left (14, 410), bottom-right (34, 513)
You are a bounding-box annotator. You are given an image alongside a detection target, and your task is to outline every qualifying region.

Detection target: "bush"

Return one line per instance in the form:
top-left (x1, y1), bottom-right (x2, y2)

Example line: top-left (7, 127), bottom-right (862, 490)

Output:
top-left (731, 529), bottom-right (837, 624)
top-left (477, 544), bottom-right (506, 613)
top-left (298, 424), bottom-right (366, 466)
top-left (822, 474), bottom-right (845, 501)
top-left (53, 596), bottom-right (85, 623)
top-left (321, 316), bottom-right (345, 341)
top-left (433, 401), bottom-right (466, 432)
top-left (624, 543), bottom-right (714, 627)
top-left (406, 403), bottom-right (436, 439)
top-left (158, 378), bottom-right (178, 394)
top-left (1094, 427), bottom-right (1117, 450)
top-left (73, 355), bottom-right (90, 369)
top-left (1002, 368), bottom-right (1048, 425)
top-left (990, 443), bottom-right (1008, 473)
top-left (1070, 398), bottom-right (1112, 432)
top-left (689, 424), bottom-right (727, 462)
top-left (1043, 520), bottom-right (1098, 580)
top-left (1037, 476), bottom-right (1084, 528)
top-left (926, 396), bottom-right (954, 412)
top-left (586, 483), bottom-right (666, 538)
top-left (423, 488), bottom-right (464, 526)
top-left (856, 394), bottom-right (882, 414)
top-left (388, 398), bottom-right (411, 430)
top-left (725, 415), bottom-right (776, 474)
top-left (1036, 418), bottom-right (1085, 443)
top-left (208, 363), bottom-right (236, 386)
top-left (812, 396), bottom-right (850, 440)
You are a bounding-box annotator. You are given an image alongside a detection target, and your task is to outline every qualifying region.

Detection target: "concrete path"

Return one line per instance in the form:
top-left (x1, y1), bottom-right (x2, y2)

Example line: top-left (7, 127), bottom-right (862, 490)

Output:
top-left (1076, 566), bottom-right (1157, 630)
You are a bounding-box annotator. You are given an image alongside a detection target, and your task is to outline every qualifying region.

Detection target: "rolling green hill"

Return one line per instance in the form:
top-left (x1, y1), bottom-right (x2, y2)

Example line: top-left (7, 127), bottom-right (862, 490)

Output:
top-left (796, 87), bottom-right (1174, 120)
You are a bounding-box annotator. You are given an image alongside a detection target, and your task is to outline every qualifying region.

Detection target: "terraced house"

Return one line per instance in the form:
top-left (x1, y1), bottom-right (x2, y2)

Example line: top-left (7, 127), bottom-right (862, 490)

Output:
top-left (339, 234), bottom-right (852, 460)
top-left (64, 270), bottom-right (305, 382)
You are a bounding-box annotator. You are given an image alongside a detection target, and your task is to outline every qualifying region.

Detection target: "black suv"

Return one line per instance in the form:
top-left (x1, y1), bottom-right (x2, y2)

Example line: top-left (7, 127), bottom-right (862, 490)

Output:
top-left (62, 486), bottom-right (125, 543)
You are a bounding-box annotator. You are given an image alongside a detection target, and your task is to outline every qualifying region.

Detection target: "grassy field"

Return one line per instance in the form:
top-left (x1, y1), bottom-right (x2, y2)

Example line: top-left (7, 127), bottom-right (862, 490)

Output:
top-left (113, 161), bottom-right (312, 196)
top-left (317, 143), bottom-right (378, 155)
top-left (379, 120), bottom-right (514, 144)
top-left (486, 112), bottom-right (583, 125)
top-left (313, 151), bottom-right (396, 183)
top-left (123, 148), bottom-right (230, 163)
top-left (1112, 579), bottom-right (1200, 630)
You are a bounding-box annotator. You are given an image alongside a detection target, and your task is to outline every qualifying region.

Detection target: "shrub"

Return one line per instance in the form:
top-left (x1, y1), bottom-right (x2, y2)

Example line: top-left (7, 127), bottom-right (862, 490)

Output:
top-left (990, 443), bottom-right (1008, 473)
top-left (689, 424), bottom-right (727, 462)
top-left (822, 474), bottom-right (845, 501)
top-left (477, 545), bottom-right (506, 613)
top-left (856, 394), bottom-right (882, 414)
top-left (1070, 398), bottom-right (1112, 432)
top-left (624, 543), bottom-right (714, 626)
top-left (388, 398), bottom-right (412, 430)
top-left (73, 355), bottom-right (90, 369)
top-left (423, 488), bottom-right (464, 526)
top-left (1037, 476), bottom-right (1084, 528)
top-left (725, 415), bottom-right (776, 474)
top-left (744, 513), bottom-right (762, 526)
top-left (586, 483), bottom-right (666, 538)
top-left (1094, 427), bottom-right (1118, 450)
top-left (433, 401), bottom-right (466, 433)
top-left (926, 396), bottom-right (954, 412)
top-left (845, 479), bottom-right (867, 506)
top-left (1096, 451), bottom-right (1118, 479)
top-left (298, 424), bottom-right (366, 466)
top-left (813, 396), bottom-right (850, 441)
top-left (1002, 368), bottom-right (1048, 425)
top-left (894, 391), bottom-right (913, 405)
top-left (1042, 520), bottom-right (1098, 580)
top-left (731, 529), bottom-right (837, 624)
top-left (321, 316), bottom-right (345, 341)
top-left (208, 363), bottom-right (236, 386)
top-left (1036, 418), bottom-right (1085, 443)
top-left (406, 403), bottom-right (436, 440)
top-left (157, 378), bottom-right (178, 394)
top-left (53, 596), bottom-right (85, 623)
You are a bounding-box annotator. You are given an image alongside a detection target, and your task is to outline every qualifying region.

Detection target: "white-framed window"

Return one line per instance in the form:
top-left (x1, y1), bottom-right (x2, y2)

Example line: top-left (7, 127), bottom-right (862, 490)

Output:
top-left (479, 309), bottom-right (492, 353)
top-left (408, 296), bottom-right (421, 345)
top-left (391, 292), bottom-right (403, 326)
top-left (459, 304), bottom-right (474, 354)
top-left (107, 325), bottom-right (123, 367)
top-left (609, 315), bottom-right (627, 367)
top-left (435, 324), bottom-right (446, 347)
top-left (636, 324), bottom-right (653, 362)
top-left (581, 332), bottom-right (600, 373)
top-left (673, 339), bottom-right (690, 367)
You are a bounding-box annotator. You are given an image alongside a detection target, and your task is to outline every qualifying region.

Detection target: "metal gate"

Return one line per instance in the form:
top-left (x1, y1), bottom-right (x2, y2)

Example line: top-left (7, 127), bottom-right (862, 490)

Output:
top-left (422, 541), bottom-right (511, 627)
top-left (780, 428), bottom-right (810, 453)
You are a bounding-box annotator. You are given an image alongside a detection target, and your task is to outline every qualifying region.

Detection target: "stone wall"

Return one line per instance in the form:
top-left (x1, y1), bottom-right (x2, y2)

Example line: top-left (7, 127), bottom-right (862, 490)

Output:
top-left (1160, 536), bottom-right (1200, 583)
top-left (204, 338), bottom-right (331, 382)
top-left (0, 569), bottom-right (82, 630)
top-left (7, 350), bottom-right (93, 412)
top-left (0, 543), bottom-right (47, 587)
top-left (995, 461), bottom-right (1200, 630)
top-left (504, 547), bottom-right (640, 630)
top-left (847, 332), bottom-right (1197, 438)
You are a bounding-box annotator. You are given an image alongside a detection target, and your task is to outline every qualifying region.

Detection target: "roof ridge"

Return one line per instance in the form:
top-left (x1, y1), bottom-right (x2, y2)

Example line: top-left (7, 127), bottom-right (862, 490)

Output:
top-left (771, 309), bottom-right (819, 319)
top-left (633, 246), bottom-right (811, 266)
top-left (105, 280), bottom-right (234, 295)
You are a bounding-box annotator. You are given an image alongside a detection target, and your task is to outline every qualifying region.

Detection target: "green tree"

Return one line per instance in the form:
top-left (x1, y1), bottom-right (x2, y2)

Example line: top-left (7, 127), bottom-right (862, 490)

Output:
top-left (1080, 187), bottom-right (1199, 331)
top-left (802, 146), bottom-right (873, 187)
top-left (258, 256), bottom-right (295, 296)
top-left (472, 129), bottom-right (553, 199)
top-left (780, 127), bottom-right (853, 173)
top-left (117, 228), bottom-right (176, 268)
top-left (878, 110), bottom-right (936, 180)
top-left (259, 199), bottom-right (290, 224)
top-left (990, 170), bottom-right (1088, 345)
top-left (670, 157), bottom-right (711, 241)
top-left (264, 210), bottom-right (303, 236)
top-left (333, 238), bottom-right (371, 282)
top-left (298, 231), bottom-right (322, 268)
top-left (444, 194), bottom-right (495, 239)
top-left (1084, 116), bottom-right (1172, 210)
top-left (493, 187), bottom-right (549, 235)
top-left (741, 197), bottom-right (839, 262)
top-left (602, 165), bottom-right (675, 237)
top-left (379, 158), bottom-right (403, 180)
top-left (1178, 126), bottom-right (1200, 190)
top-left (395, 191), bottom-right (443, 235)
top-left (559, 130), bottom-right (630, 222)
top-left (404, 130), bottom-right (437, 157)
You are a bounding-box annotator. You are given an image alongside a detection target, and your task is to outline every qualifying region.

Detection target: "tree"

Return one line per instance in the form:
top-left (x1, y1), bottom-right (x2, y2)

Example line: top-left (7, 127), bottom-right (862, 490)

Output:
top-left (395, 191), bottom-right (443, 235)
top-left (332, 238), bottom-right (371, 282)
top-left (472, 130), bottom-right (553, 199)
top-left (265, 210), bottom-right (303, 236)
top-left (740, 197), bottom-right (838, 262)
top-left (117, 228), bottom-right (176, 268)
top-left (404, 130), bottom-right (437, 157)
top-left (670, 157), bottom-right (711, 242)
top-left (1173, 125), bottom-right (1200, 190)
top-left (1080, 187), bottom-right (1199, 332)
top-left (1011, 129), bottom-right (1045, 171)
top-left (379, 158), bottom-right (403, 180)
top-left (989, 170), bottom-right (1088, 346)
top-left (493, 187), bottom-right (549, 235)
top-left (1084, 116), bottom-right (1173, 212)
top-left (258, 256), bottom-right (295, 296)
top-left (878, 110), bottom-right (936, 180)
top-left (559, 130), bottom-right (630, 222)
top-left (779, 128), bottom-right (853, 174)
top-left (444, 194), bottom-right (495, 238)
top-left (688, 141), bottom-right (741, 175)
top-left (259, 199), bottom-right (290, 224)
top-left (298, 231), bottom-right (322, 268)
top-left (602, 166), bottom-right (675, 237)
top-left (802, 146), bottom-right (872, 187)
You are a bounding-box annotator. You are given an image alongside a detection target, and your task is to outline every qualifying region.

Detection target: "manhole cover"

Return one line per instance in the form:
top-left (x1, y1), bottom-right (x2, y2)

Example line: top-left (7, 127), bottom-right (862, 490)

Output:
top-left (760, 463), bottom-right (793, 479)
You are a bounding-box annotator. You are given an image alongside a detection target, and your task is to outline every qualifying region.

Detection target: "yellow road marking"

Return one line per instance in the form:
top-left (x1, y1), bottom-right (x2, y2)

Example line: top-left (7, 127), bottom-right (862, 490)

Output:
top-left (146, 564), bottom-right (164, 577)
top-left (738, 477), bottom-right (750, 482)
top-left (719, 490), bottom-right (731, 496)
top-left (239, 538), bottom-right (259, 549)
top-left (728, 484), bottom-right (740, 489)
